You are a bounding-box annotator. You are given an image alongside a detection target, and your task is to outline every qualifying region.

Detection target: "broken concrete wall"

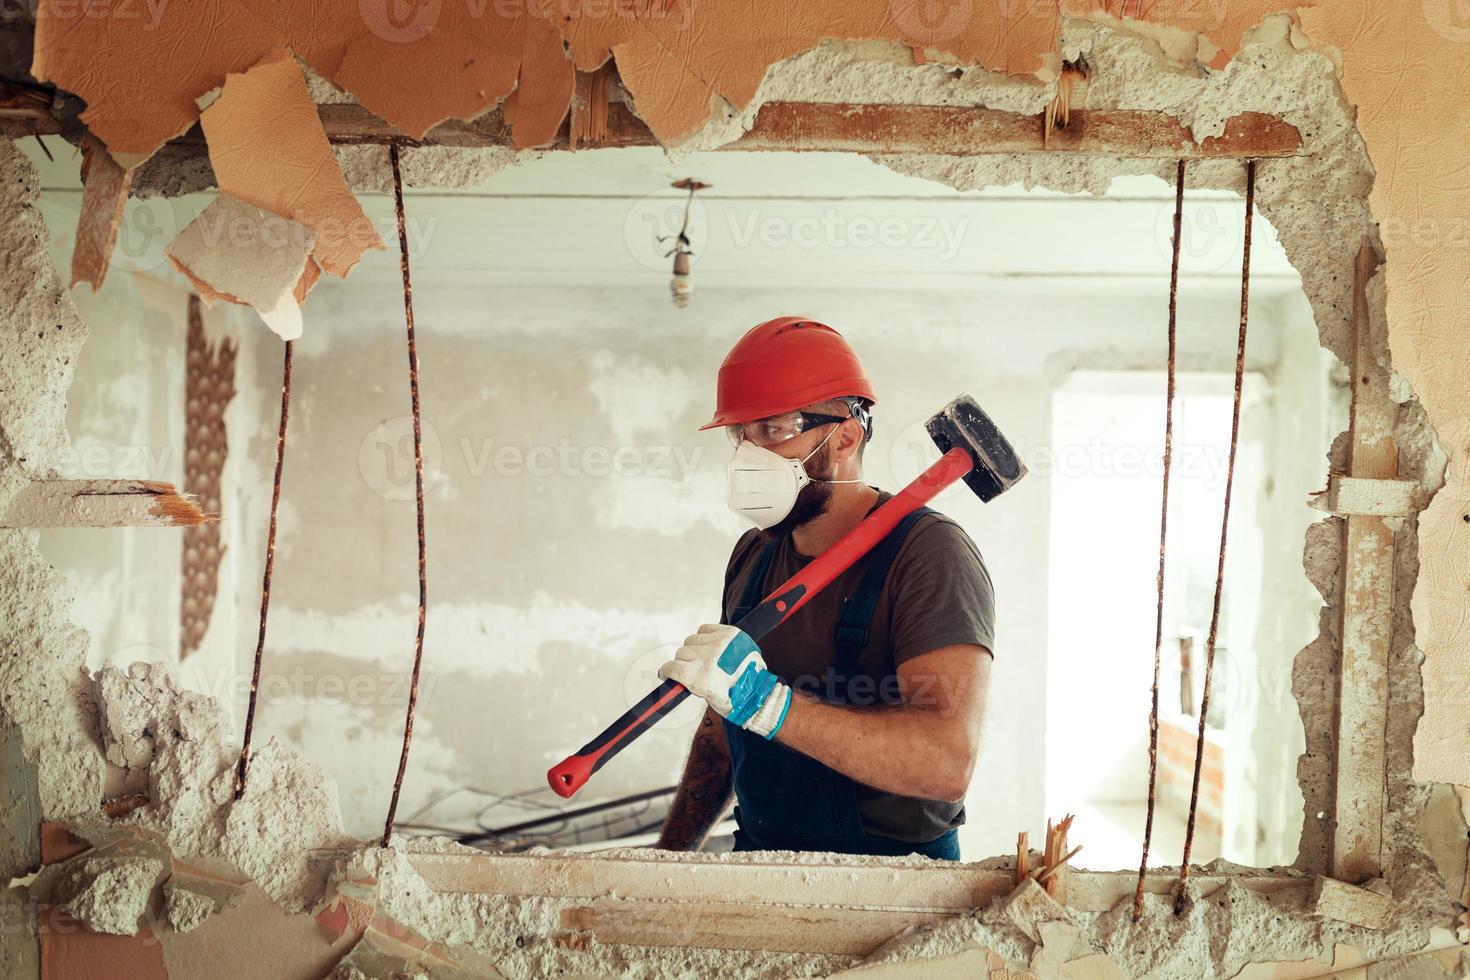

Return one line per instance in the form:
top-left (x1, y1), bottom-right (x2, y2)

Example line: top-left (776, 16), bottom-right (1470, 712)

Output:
top-left (16, 154), bottom-right (251, 694)
top-left (0, 6), bottom-right (1467, 980)
top-left (0, 139), bottom-right (100, 859)
top-left (1238, 288), bottom-right (1347, 867)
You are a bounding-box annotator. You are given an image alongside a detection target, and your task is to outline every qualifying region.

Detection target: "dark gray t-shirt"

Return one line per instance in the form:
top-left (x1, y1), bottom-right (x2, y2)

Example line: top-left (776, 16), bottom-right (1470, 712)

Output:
top-left (721, 489), bottom-right (996, 842)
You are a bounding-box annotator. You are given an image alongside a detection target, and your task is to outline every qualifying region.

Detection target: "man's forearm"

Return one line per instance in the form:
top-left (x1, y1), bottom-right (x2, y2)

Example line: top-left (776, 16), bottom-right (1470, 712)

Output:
top-left (775, 696), bottom-right (973, 801)
top-left (656, 707), bottom-right (735, 851)
top-left (773, 645), bottom-right (991, 802)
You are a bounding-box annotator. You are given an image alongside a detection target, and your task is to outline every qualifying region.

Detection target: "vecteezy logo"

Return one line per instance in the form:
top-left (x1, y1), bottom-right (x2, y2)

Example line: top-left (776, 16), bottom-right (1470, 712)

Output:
top-left (884, 416), bottom-right (967, 504)
top-left (360, 0), bottom-right (441, 42)
top-left (889, 0), bottom-right (973, 49)
top-left (622, 189), bottom-right (710, 273)
top-left (1153, 195), bottom-right (1242, 275)
top-left (110, 198), bottom-right (180, 275)
top-left (622, 643), bottom-right (702, 740)
top-left (358, 416), bottom-right (443, 501)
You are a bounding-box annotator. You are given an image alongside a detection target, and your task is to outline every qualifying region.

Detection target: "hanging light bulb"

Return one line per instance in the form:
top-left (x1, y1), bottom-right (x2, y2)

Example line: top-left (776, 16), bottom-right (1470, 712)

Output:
top-left (660, 178), bottom-right (709, 309)
top-left (670, 248), bottom-right (693, 307)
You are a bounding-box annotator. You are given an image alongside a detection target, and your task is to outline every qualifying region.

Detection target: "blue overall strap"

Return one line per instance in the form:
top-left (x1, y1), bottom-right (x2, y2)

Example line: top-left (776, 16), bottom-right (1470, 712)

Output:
top-left (831, 507), bottom-right (936, 690)
top-left (719, 510), bottom-right (962, 858)
top-left (725, 538), bottom-right (779, 626)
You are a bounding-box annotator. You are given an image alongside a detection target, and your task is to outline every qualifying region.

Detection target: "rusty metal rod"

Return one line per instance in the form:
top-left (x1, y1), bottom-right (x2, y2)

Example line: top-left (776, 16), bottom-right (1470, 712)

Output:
top-left (236, 338), bottom-right (293, 799)
top-left (382, 144), bottom-right (431, 848)
top-left (1135, 158), bottom-right (1185, 920)
top-left (1176, 158), bottom-right (1255, 913)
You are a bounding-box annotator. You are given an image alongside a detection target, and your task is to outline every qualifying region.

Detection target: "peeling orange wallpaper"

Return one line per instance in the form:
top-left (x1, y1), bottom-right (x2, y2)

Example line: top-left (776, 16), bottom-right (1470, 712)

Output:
top-left (31, 0), bottom-right (1302, 158)
top-left (25, 0), bottom-right (1470, 787)
top-left (200, 48), bottom-right (382, 279)
top-left (1295, 2), bottom-right (1470, 787)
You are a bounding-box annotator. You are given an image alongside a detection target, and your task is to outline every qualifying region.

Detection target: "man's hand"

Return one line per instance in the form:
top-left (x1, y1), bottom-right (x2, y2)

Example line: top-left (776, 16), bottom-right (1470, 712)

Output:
top-left (658, 625), bottom-right (793, 740)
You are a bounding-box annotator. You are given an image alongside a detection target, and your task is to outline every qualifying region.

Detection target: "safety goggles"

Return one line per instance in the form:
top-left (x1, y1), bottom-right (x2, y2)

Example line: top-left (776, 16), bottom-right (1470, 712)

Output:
top-left (725, 408), bottom-right (855, 448)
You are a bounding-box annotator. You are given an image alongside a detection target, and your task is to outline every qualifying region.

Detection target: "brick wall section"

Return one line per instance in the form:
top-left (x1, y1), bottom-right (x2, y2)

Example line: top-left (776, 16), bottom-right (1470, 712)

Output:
top-left (1158, 719), bottom-right (1224, 847)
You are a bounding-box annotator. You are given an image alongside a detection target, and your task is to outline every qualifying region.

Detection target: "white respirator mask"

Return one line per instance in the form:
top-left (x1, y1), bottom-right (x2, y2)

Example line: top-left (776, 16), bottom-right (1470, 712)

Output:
top-left (726, 427), bottom-right (861, 529)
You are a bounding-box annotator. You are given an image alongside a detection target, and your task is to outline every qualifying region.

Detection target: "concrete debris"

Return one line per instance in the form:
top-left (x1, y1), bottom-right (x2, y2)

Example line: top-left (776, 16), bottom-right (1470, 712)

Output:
top-left (1092, 881), bottom-right (1320, 979)
top-left (0, 716), bottom-right (42, 884)
top-left (162, 870), bottom-right (246, 933)
top-left (51, 854), bottom-right (164, 936)
top-left (350, 842), bottom-right (864, 980)
top-left (315, 877), bottom-right (378, 943)
top-left (92, 661), bottom-right (355, 912)
top-left (162, 880), bottom-right (215, 933)
top-left (1302, 518), bottom-right (1345, 603)
top-left (327, 923), bottom-right (474, 980)
top-left (1030, 920), bottom-right (1086, 977)
top-left (130, 142), bottom-right (219, 199)
top-left (1312, 877), bottom-right (1393, 931)
top-left (94, 659), bottom-right (223, 777)
top-left (0, 886), bottom-right (38, 977)
top-left (1000, 877), bottom-right (1075, 944)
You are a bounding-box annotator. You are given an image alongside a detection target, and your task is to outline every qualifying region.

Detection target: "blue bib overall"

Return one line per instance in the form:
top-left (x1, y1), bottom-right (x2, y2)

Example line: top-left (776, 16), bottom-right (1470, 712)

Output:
top-left (720, 509), bottom-right (960, 860)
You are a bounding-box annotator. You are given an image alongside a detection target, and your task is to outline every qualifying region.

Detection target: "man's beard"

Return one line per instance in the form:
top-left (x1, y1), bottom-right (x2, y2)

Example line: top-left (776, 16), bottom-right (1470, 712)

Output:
top-left (758, 442), bottom-right (835, 543)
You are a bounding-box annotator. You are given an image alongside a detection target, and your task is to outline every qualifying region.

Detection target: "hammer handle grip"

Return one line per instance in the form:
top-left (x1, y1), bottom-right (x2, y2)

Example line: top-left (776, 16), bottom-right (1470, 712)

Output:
top-left (547, 445), bottom-right (976, 798)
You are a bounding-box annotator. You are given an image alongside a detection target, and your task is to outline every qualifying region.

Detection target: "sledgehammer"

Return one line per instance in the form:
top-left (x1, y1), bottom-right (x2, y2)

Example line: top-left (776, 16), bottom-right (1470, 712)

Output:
top-left (547, 394), bottom-right (1026, 799)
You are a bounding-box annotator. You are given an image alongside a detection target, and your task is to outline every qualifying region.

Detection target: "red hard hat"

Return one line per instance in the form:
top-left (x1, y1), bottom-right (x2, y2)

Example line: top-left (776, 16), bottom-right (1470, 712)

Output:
top-left (700, 316), bottom-right (876, 430)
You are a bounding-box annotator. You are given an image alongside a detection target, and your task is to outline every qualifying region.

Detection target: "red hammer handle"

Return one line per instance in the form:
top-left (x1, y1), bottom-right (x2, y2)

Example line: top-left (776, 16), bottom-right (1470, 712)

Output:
top-left (546, 445), bottom-right (976, 799)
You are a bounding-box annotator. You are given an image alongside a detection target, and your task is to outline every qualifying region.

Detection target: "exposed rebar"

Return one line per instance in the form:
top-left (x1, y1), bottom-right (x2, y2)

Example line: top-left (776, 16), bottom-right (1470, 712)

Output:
top-left (1175, 158), bottom-right (1255, 914)
top-left (1134, 158), bottom-right (1185, 920)
top-left (236, 338), bottom-right (293, 799)
top-left (382, 143), bottom-right (430, 848)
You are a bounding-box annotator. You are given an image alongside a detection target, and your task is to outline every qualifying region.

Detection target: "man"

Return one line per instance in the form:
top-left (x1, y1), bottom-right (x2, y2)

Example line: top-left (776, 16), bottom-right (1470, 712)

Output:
top-left (655, 316), bottom-right (995, 860)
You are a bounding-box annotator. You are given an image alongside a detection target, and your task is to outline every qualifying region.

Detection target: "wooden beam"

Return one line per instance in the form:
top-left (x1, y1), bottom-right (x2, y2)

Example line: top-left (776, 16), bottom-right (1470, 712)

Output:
top-left (0, 479), bottom-right (211, 528)
top-left (14, 95), bottom-right (1301, 160)
top-left (405, 850), bottom-right (1312, 916)
top-left (558, 899), bottom-right (955, 955)
top-left (732, 104), bottom-right (1301, 159)
top-left (404, 850), bottom-right (1326, 956)
top-left (1313, 474), bottom-right (1422, 517)
top-left (1331, 238), bottom-right (1395, 884)
top-left (317, 101), bottom-right (1302, 158)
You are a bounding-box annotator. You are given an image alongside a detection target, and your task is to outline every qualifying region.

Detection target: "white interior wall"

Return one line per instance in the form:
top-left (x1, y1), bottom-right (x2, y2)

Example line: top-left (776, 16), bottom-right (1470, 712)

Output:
top-left (228, 277), bottom-right (1286, 861)
top-left (1044, 375), bottom-right (1258, 871)
top-left (24, 142), bottom-right (1329, 863)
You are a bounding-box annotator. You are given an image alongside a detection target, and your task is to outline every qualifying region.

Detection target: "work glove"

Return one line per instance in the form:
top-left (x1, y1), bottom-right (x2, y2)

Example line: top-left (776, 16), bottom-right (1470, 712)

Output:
top-left (657, 624), bottom-right (793, 740)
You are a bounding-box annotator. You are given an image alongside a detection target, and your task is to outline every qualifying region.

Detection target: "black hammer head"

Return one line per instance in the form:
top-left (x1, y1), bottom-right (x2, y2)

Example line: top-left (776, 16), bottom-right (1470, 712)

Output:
top-left (925, 394), bottom-right (1026, 502)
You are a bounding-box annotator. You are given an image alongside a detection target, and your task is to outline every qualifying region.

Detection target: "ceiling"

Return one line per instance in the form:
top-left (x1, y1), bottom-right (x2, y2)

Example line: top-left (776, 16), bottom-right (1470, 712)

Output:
top-left (23, 142), bottom-right (1301, 294)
